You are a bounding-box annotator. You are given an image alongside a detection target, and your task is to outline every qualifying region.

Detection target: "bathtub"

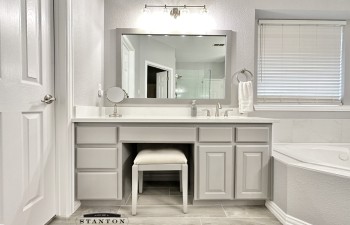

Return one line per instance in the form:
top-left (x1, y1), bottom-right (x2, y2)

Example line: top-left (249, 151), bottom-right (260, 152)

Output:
top-left (274, 144), bottom-right (350, 176)
top-left (268, 144), bottom-right (350, 225)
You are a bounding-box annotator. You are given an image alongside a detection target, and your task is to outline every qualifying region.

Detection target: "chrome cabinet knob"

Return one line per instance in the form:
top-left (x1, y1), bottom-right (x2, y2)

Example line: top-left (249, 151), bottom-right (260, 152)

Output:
top-left (41, 94), bottom-right (56, 104)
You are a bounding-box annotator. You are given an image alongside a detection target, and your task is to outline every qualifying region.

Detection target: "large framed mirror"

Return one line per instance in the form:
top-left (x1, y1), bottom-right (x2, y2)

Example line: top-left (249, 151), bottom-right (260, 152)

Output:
top-left (104, 28), bottom-right (234, 105)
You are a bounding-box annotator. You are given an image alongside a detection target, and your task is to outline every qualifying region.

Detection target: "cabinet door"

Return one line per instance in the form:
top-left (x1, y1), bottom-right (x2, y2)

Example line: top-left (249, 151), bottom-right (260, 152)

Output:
top-left (236, 145), bottom-right (269, 199)
top-left (198, 145), bottom-right (233, 199)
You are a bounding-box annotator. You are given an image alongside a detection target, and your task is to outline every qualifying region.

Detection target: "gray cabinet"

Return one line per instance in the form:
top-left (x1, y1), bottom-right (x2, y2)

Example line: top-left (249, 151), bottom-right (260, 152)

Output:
top-left (76, 125), bottom-right (119, 200)
top-left (77, 172), bottom-right (118, 199)
top-left (76, 126), bottom-right (117, 144)
top-left (235, 145), bottom-right (269, 199)
top-left (235, 127), bottom-right (269, 143)
top-left (74, 123), bottom-right (272, 203)
top-left (198, 127), bottom-right (233, 143)
top-left (198, 145), bottom-right (233, 199)
top-left (76, 148), bottom-right (117, 169)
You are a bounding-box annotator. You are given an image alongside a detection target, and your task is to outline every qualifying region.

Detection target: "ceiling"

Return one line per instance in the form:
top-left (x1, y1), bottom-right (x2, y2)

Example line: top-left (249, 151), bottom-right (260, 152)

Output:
top-left (126, 34), bottom-right (226, 63)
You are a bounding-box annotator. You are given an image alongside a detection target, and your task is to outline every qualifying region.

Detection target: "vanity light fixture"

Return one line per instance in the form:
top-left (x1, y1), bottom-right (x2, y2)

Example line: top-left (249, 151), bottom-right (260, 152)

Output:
top-left (143, 4), bottom-right (208, 19)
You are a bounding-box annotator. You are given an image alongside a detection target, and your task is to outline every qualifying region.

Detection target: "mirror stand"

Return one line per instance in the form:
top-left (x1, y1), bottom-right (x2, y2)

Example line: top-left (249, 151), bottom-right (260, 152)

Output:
top-left (109, 104), bottom-right (122, 117)
top-left (106, 86), bottom-right (127, 117)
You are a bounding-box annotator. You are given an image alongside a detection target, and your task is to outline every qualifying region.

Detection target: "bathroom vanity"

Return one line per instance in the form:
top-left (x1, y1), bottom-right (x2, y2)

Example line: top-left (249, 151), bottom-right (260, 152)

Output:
top-left (73, 117), bottom-right (274, 204)
top-left (72, 28), bottom-right (274, 205)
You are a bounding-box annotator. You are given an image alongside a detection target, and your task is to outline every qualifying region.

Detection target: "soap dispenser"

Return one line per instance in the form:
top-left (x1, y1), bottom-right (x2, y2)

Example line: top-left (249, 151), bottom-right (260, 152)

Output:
top-left (97, 84), bottom-right (104, 116)
top-left (191, 100), bottom-right (197, 117)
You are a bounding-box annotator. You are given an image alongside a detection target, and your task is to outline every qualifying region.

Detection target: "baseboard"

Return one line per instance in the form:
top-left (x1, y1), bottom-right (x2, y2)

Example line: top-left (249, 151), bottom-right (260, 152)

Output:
top-left (80, 200), bottom-right (123, 207)
top-left (265, 201), bottom-right (287, 224)
top-left (265, 201), bottom-right (312, 225)
top-left (74, 200), bottom-right (81, 212)
top-left (194, 200), bottom-right (265, 206)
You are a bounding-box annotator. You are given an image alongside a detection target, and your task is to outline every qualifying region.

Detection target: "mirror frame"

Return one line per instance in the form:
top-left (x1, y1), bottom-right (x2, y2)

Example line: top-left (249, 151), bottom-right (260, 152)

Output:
top-left (105, 28), bottom-right (234, 105)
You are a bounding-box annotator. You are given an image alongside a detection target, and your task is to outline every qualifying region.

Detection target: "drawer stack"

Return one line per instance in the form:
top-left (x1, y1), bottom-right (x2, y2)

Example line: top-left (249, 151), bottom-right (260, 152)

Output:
top-left (76, 126), bottom-right (119, 200)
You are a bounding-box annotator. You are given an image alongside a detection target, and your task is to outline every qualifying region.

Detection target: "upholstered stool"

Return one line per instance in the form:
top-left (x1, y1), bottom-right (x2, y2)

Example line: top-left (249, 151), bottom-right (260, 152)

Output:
top-left (132, 148), bottom-right (188, 215)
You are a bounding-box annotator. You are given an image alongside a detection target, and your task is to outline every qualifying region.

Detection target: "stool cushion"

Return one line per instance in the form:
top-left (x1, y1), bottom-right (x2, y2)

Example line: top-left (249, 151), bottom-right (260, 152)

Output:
top-left (134, 148), bottom-right (187, 165)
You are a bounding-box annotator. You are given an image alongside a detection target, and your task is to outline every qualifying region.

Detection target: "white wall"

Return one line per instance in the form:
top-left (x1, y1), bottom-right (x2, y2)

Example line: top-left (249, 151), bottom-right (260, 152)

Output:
top-left (73, 0), bottom-right (104, 106)
top-left (176, 62), bottom-right (225, 79)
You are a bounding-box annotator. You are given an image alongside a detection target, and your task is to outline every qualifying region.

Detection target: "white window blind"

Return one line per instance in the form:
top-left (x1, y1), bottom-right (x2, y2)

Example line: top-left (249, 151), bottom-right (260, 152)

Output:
top-left (257, 20), bottom-right (346, 104)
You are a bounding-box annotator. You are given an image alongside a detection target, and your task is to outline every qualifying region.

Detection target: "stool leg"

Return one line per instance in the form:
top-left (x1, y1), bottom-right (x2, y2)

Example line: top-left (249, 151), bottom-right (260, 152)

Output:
top-left (179, 171), bottom-right (182, 192)
top-left (138, 171), bottom-right (143, 193)
top-left (182, 164), bottom-right (188, 214)
top-left (132, 165), bottom-right (138, 216)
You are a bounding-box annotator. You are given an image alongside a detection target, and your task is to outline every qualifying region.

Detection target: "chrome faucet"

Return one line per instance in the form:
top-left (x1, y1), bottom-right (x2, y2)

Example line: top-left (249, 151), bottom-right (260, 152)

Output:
top-left (215, 102), bottom-right (222, 117)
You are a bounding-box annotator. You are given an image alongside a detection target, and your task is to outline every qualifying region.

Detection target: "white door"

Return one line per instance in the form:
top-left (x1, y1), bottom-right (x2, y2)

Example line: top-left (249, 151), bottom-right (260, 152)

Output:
top-left (121, 43), bottom-right (130, 95)
top-left (156, 71), bottom-right (168, 98)
top-left (0, 0), bottom-right (56, 225)
top-left (121, 38), bottom-right (135, 98)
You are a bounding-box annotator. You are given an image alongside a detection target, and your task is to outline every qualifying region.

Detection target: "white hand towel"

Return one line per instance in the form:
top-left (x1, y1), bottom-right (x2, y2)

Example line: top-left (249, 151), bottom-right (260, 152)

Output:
top-left (238, 81), bottom-right (254, 114)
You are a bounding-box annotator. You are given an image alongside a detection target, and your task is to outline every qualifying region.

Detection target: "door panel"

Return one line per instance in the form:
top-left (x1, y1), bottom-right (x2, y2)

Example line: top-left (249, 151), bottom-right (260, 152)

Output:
top-left (198, 145), bottom-right (233, 200)
top-left (235, 145), bottom-right (269, 199)
top-left (0, 0), bottom-right (55, 224)
top-left (156, 71), bottom-right (168, 98)
top-left (25, 0), bottom-right (42, 83)
top-left (22, 112), bottom-right (44, 210)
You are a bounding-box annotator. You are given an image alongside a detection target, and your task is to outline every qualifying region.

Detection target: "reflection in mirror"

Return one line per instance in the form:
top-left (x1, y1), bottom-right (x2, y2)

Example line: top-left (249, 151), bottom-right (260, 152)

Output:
top-left (106, 87), bottom-right (128, 117)
top-left (121, 34), bottom-right (226, 100)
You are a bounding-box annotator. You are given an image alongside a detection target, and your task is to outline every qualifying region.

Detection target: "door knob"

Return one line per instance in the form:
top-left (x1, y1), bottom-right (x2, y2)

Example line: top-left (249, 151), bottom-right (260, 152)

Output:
top-left (41, 94), bottom-right (56, 104)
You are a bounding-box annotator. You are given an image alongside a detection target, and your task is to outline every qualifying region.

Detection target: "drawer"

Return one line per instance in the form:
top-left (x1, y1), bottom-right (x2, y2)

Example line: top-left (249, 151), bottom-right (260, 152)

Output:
top-left (199, 127), bottom-right (233, 143)
top-left (77, 172), bottom-right (118, 200)
top-left (76, 148), bottom-right (117, 169)
top-left (236, 127), bottom-right (269, 143)
top-left (76, 126), bottom-right (117, 144)
top-left (119, 127), bottom-right (196, 142)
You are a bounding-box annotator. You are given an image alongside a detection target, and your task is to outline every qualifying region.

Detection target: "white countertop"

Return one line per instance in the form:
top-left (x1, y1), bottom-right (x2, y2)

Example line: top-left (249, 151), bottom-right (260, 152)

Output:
top-left (72, 116), bottom-right (278, 123)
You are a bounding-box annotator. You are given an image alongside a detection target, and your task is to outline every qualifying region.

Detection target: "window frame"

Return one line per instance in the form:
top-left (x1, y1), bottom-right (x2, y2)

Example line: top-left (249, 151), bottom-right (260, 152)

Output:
top-left (255, 20), bottom-right (347, 109)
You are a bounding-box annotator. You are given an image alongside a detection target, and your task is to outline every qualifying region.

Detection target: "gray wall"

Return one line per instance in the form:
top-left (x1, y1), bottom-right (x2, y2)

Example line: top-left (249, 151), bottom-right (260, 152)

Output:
top-left (137, 36), bottom-right (176, 98)
top-left (272, 160), bottom-right (287, 212)
top-left (73, 0), bottom-right (104, 106)
top-left (274, 158), bottom-right (350, 225)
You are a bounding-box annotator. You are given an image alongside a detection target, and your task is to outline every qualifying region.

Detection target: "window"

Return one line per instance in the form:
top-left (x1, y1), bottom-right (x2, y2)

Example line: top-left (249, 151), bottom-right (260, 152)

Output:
top-left (257, 20), bottom-right (346, 105)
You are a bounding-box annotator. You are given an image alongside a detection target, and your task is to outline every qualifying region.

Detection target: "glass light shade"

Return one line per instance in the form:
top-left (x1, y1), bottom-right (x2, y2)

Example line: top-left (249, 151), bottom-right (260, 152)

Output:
top-left (142, 7), bottom-right (150, 14)
top-left (181, 7), bottom-right (189, 15)
top-left (200, 7), bottom-right (208, 14)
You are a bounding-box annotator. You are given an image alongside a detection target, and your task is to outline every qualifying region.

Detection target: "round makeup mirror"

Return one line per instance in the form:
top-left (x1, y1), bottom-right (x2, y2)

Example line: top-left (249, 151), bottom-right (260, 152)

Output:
top-left (106, 87), bottom-right (128, 117)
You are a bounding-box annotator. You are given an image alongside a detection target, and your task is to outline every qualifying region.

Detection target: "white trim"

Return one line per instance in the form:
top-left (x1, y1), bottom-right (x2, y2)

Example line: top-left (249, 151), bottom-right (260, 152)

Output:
top-left (254, 104), bottom-right (350, 112)
top-left (74, 200), bottom-right (81, 212)
top-left (54, 0), bottom-right (76, 217)
top-left (259, 20), bottom-right (347, 25)
top-left (121, 36), bottom-right (135, 98)
top-left (265, 201), bottom-right (287, 224)
top-left (266, 201), bottom-right (312, 225)
top-left (144, 60), bottom-right (174, 98)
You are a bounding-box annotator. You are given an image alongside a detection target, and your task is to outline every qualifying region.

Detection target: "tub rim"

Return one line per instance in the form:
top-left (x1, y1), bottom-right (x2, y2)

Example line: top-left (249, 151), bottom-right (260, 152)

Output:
top-left (273, 143), bottom-right (350, 179)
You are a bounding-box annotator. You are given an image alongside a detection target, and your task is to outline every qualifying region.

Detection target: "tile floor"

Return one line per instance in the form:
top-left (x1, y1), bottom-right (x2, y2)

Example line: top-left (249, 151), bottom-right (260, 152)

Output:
top-left (49, 181), bottom-right (281, 225)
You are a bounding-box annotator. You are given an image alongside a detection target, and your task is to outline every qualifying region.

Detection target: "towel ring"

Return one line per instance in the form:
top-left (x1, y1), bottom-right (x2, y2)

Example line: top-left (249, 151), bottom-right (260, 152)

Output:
top-left (233, 68), bottom-right (254, 83)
